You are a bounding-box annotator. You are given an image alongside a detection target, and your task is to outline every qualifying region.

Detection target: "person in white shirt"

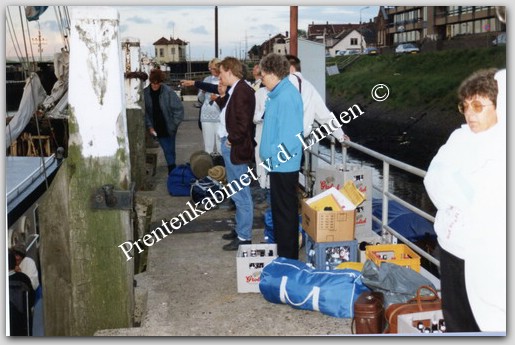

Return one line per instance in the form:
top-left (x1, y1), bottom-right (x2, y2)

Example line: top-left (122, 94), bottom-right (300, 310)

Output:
top-left (424, 68), bottom-right (505, 333)
top-left (252, 64), bottom-right (270, 191)
top-left (285, 54), bottom-right (349, 143)
top-left (197, 58), bottom-right (222, 154)
top-left (13, 243), bottom-right (40, 291)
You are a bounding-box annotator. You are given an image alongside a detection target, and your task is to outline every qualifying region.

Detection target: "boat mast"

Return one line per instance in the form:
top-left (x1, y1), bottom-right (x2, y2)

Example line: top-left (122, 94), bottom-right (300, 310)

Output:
top-left (215, 6), bottom-right (219, 58)
top-left (290, 6), bottom-right (298, 56)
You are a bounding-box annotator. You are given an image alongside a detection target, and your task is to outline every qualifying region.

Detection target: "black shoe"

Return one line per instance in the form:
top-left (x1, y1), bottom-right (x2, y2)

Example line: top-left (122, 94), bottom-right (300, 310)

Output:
top-left (222, 238), bottom-right (251, 251)
top-left (222, 230), bottom-right (237, 240)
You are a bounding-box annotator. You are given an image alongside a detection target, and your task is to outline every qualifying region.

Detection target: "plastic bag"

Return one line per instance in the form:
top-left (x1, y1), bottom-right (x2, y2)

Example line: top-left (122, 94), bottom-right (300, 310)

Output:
top-left (360, 259), bottom-right (436, 308)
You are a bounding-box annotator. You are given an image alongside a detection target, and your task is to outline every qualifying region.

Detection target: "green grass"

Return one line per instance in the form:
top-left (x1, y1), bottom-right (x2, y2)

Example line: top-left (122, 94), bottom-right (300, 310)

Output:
top-left (327, 47), bottom-right (506, 111)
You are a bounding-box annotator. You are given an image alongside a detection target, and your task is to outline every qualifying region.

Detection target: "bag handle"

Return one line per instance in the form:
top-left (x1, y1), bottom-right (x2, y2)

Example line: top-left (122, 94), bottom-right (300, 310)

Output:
top-left (279, 276), bottom-right (320, 311)
top-left (412, 285), bottom-right (440, 308)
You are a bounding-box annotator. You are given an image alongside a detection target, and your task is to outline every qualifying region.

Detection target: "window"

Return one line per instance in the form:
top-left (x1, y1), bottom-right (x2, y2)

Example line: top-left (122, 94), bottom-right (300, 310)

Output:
top-left (351, 38), bottom-right (358, 45)
top-left (159, 48), bottom-right (164, 57)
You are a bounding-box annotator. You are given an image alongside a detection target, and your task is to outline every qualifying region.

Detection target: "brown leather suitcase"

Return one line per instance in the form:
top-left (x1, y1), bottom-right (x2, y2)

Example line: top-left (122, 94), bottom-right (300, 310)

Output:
top-left (353, 291), bottom-right (385, 334)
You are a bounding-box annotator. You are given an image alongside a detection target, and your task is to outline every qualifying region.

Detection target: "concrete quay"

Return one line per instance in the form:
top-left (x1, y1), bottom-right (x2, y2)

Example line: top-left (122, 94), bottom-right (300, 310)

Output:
top-left (95, 100), bottom-right (354, 336)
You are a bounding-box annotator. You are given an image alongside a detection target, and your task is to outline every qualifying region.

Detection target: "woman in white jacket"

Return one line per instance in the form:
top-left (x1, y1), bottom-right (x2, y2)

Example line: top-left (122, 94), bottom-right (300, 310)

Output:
top-left (424, 68), bottom-right (505, 333)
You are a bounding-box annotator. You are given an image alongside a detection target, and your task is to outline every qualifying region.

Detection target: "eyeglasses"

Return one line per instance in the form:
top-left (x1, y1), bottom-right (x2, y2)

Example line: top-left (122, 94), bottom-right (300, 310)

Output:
top-left (458, 100), bottom-right (495, 114)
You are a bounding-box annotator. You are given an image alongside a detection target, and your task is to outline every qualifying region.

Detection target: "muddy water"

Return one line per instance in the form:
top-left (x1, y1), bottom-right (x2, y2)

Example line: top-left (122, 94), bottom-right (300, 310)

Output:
top-left (318, 145), bottom-right (436, 215)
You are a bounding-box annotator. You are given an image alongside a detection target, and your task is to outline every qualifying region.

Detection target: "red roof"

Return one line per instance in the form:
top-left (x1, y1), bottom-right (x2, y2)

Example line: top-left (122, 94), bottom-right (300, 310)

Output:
top-left (153, 37), bottom-right (188, 46)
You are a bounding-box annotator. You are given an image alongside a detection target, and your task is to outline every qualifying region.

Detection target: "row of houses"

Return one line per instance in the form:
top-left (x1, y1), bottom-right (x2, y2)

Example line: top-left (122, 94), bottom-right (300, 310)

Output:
top-left (152, 5), bottom-right (505, 63)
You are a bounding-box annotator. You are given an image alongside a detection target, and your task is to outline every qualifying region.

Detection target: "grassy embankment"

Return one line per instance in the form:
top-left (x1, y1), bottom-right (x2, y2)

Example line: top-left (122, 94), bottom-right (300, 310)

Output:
top-left (326, 46), bottom-right (506, 112)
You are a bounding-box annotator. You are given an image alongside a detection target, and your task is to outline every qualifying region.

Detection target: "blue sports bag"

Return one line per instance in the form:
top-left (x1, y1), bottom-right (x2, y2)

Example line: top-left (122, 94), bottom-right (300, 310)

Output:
top-left (259, 257), bottom-right (369, 318)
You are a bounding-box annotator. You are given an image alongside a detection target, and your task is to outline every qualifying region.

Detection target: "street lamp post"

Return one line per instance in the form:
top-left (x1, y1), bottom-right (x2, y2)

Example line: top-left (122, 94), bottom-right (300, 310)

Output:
top-left (360, 6), bottom-right (369, 54)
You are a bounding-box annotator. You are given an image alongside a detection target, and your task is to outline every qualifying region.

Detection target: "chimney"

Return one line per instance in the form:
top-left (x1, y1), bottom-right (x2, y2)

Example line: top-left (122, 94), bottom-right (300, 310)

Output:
top-left (285, 31), bottom-right (289, 37)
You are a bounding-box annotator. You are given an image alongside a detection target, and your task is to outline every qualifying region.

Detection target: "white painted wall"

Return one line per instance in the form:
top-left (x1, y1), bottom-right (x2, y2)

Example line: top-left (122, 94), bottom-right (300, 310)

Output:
top-left (69, 7), bottom-right (129, 160)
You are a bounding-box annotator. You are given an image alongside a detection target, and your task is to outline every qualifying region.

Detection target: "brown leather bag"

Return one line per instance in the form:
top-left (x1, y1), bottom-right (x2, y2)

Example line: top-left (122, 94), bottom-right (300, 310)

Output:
top-left (352, 291), bottom-right (385, 334)
top-left (384, 285), bottom-right (441, 334)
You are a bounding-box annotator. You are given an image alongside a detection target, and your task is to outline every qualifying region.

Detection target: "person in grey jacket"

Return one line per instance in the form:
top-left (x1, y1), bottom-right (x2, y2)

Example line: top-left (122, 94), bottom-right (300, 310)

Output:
top-left (144, 69), bottom-right (184, 173)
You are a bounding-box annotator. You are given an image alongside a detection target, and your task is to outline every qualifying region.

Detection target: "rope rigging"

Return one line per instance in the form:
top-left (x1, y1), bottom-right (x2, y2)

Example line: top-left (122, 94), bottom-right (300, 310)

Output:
top-left (6, 5), bottom-right (71, 188)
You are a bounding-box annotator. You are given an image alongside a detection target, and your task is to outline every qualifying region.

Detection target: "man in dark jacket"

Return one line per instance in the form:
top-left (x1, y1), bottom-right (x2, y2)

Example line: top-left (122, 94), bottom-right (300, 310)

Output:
top-left (216, 57), bottom-right (256, 250)
top-left (144, 69), bottom-right (184, 173)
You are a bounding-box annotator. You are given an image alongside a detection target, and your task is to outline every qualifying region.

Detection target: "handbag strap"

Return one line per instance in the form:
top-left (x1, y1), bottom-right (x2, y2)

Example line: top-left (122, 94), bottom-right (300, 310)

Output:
top-left (279, 276), bottom-right (320, 311)
top-left (413, 285), bottom-right (440, 308)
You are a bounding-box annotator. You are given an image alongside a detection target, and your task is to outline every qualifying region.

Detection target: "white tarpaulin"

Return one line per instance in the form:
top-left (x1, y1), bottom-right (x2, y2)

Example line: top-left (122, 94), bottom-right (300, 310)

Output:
top-left (5, 73), bottom-right (47, 148)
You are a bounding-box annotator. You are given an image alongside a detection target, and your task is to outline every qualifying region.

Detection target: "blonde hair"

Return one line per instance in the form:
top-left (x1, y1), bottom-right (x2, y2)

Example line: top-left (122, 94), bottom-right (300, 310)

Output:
top-left (209, 58), bottom-right (222, 71)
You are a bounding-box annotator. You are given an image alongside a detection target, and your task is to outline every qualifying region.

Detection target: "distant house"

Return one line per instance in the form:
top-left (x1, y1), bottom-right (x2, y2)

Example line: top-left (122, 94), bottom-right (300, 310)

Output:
top-left (153, 36), bottom-right (188, 64)
top-left (259, 33), bottom-right (289, 57)
top-left (328, 29), bottom-right (366, 57)
top-left (307, 22), bottom-right (373, 57)
top-left (307, 22), bottom-right (358, 43)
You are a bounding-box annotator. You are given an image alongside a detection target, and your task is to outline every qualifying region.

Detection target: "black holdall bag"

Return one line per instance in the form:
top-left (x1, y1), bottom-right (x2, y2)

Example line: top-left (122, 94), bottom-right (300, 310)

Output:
top-left (190, 176), bottom-right (223, 207)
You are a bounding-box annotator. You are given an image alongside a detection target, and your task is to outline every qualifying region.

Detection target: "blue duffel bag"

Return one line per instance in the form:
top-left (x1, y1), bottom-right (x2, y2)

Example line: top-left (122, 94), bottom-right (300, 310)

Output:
top-left (259, 257), bottom-right (369, 318)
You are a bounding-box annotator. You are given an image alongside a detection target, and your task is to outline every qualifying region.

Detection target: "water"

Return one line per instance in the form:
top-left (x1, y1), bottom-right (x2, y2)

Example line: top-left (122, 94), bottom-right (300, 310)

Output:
top-left (317, 145), bottom-right (436, 216)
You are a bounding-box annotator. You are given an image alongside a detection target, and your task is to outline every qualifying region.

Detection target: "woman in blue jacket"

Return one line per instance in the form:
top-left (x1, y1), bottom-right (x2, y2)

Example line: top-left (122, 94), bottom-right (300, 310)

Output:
top-left (259, 53), bottom-right (303, 259)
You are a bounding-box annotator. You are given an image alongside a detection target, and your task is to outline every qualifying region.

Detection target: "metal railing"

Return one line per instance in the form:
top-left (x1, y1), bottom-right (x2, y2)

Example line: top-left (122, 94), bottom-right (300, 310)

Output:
top-left (302, 136), bottom-right (439, 268)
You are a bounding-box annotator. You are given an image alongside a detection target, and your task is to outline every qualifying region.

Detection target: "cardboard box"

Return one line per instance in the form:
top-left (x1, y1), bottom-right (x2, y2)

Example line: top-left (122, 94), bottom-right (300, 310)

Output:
top-left (302, 181), bottom-right (364, 242)
top-left (314, 165), bottom-right (373, 235)
top-left (365, 244), bottom-right (421, 272)
top-left (305, 234), bottom-right (358, 270)
top-left (397, 310), bottom-right (444, 334)
top-left (236, 243), bottom-right (277, 293)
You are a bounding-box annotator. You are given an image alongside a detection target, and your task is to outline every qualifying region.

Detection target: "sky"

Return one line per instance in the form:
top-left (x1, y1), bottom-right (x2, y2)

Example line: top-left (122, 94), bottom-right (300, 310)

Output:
top-left (5, 3), bottom-right (380, 62)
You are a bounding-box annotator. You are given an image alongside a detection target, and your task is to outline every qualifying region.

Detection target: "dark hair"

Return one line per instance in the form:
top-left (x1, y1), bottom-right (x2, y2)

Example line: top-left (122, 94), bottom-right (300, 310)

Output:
top-left (219, 57), bottom-right (243, 79)
top-left (458, 68), bottom-right (499, 106)
top-left (285, 54), bottom-right (301, 72)
top-left (12, 243), bottom-right (26, 257)
top-left (8, 249), bottom-right (16, 270)
top-left (149, 69), bottom-right (165, 84)
top-left (260, 53), bottom-right (290, 80)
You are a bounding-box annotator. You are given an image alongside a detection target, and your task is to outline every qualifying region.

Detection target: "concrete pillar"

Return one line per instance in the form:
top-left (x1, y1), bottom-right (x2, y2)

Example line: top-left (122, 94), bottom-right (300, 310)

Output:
top-left (39, 7), bottom-right (133, 336)
top-left (122, 37), bottom-right (146, 190)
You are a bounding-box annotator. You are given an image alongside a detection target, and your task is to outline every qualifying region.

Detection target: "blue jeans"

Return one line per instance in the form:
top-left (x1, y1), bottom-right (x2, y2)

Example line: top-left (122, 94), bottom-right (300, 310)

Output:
top-left (157, 134), bottom-right (176, 166)
top-left (221, 137), bottom-right (253, 241)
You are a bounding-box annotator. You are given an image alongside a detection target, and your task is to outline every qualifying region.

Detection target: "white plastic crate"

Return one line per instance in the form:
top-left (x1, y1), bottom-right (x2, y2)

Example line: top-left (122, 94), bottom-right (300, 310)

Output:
top-left (236, 243), bottom-right (277, 293)
top-left (397, 310), bottom-right (445, 334)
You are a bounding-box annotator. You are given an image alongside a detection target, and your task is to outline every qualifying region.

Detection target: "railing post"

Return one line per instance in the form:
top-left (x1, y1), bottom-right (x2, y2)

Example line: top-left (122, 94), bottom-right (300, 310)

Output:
top-left (329, 136), bottom-right (336, 165)
top-left (381, 161), bottom-right (392, 244)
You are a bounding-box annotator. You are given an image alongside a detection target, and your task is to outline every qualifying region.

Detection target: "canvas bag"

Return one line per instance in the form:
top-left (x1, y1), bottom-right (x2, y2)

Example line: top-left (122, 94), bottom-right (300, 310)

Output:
top-left (167, 163), bottom-right (196, 196)
top-left (259, 257), bottom-right (369, 318)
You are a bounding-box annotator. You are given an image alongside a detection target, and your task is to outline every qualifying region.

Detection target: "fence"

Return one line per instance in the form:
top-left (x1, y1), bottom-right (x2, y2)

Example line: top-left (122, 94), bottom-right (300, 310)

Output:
top-left (302, 135), bottom-right (440, 269)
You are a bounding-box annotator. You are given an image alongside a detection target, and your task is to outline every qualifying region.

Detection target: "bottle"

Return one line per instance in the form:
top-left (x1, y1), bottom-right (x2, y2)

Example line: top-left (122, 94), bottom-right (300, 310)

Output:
top-left (431, 319), bottom-right (440, 333)
top-left (439, 319), bottom-right (446, 333)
